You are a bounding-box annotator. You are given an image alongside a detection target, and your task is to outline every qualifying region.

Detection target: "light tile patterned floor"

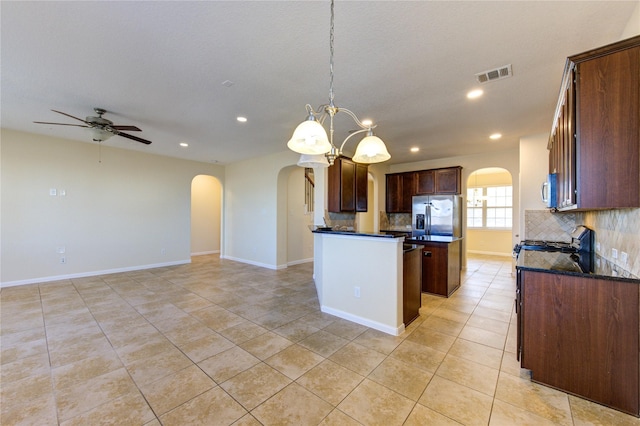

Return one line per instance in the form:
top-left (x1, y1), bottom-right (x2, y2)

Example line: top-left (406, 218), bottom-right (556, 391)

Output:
top-left (2, 254), bottom-right (639, 425)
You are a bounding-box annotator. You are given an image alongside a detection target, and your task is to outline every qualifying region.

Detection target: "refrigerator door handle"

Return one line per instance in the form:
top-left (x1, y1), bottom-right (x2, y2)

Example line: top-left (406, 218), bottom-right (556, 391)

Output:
top-left (425, 203), bottom-right (431, 235)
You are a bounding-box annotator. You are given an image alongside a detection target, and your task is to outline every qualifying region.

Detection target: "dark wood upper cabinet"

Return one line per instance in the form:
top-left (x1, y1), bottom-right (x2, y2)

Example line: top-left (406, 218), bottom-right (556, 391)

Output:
top-left (386, 166), bottom-right (462, 213)
top-left (385, 172), bottom-right (414, 213)
top-left (355, 163), bottom-right (368, 212)
top-left (436, 167), bottom-right (462, 194)
top-left (328, 157), bottom-right (368, 213)
top-left (416, 167), bottom-right (462, 195)
top-left (549, 35), bottom-right (640, 210)
top-left (415, 170), bottom-right (434, 194)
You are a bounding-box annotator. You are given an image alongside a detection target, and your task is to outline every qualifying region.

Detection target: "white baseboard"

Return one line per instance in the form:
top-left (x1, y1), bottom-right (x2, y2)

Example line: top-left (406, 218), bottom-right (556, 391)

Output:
top-left (0, 259), bottom-right (192, 288)
top-left (287, 257), bottom-right (313, 266)
top-left (191, 250), bottom-right (220, 256)
top-left (467, 250), bottom-right (512, 258)
top-left (321, 305), bottom-right (405, 336)
top-left (219, 255), bottom-right (285, 270)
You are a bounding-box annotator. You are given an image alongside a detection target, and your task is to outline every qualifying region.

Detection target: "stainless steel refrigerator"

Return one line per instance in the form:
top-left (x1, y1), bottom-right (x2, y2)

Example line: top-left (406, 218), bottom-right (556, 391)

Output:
top-left (412, 195), bottom-right (462, 237)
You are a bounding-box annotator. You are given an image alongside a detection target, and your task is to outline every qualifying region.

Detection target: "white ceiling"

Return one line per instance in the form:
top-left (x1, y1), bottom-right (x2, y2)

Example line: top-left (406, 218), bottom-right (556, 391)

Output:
top-left (1, 1), bottom-right (637, 166)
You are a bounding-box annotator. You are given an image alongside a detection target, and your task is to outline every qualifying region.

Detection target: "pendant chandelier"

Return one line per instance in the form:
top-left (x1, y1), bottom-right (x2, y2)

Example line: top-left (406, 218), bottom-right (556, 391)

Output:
top-left (287, 0), bottom-right (391, 167)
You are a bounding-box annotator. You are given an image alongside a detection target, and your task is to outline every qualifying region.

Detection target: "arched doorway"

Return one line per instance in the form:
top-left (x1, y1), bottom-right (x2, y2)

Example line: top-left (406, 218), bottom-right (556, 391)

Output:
top-left (356, 172), bottom-right (376, 233)
top-left (465, 167), bottom-right (513, 257)
top-left (286, 167), bottom-right (314, 265)
top-left (191, 175), bottom-right (222, 256)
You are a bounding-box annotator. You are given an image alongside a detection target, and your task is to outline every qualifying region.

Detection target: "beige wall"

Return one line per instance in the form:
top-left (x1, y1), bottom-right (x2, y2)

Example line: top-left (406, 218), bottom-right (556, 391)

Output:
top-left (222, 149), bottom-right (301, 269)
top-left (620, 2), bottom-right (640, 39)
top-left (518, 133), bottom-right (550, 240)
top-left (1, 129), bottom-right (223, 286)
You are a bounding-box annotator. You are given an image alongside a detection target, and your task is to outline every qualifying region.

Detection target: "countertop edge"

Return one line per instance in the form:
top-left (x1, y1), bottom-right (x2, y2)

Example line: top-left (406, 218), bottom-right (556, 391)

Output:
top-left (516, 264), bottom-right (640, 284)
top-left (516, 251), bottom-right (640, 283)
top-left (405, 236), bottom-right (463, 244)
top-left (311, 229), bottom-right (401, 239)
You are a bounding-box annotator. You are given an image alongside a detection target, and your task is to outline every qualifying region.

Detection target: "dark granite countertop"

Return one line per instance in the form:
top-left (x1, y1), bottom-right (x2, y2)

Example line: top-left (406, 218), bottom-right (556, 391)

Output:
top-left (311, 228), bottom-right (403, 239)
top-left (405, 235), bottom-right (463, 244)
top-left (516, 249), bottom-right (639, 283)
top-left (403, 244), bottom-right (420, 253)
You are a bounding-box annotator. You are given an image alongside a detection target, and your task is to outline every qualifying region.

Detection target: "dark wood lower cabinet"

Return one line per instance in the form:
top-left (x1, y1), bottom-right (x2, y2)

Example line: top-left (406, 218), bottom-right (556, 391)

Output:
top-left (519, 270), bottom-right (639, 416)
top-left (421, 240), bottom-right (460, 297)
top-left (403, 247), bottom-right (421, 325)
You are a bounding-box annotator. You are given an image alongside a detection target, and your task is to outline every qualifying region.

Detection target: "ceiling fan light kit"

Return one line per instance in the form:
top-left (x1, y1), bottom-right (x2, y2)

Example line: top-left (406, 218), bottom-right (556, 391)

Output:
top-left (287, 0), bottom-right (390, 167)
top-left (89, 127), bottom-right (114, 142)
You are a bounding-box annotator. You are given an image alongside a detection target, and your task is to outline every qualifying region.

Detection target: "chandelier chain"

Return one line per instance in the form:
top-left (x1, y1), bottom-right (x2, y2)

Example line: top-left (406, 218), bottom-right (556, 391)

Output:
top-left (329, 0), bottom-right (335, 108)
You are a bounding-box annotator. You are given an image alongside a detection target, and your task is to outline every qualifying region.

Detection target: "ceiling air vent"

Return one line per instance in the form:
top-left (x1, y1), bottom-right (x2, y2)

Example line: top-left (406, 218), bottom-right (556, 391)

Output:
top-left (475, 64), bottom-right (513, 84)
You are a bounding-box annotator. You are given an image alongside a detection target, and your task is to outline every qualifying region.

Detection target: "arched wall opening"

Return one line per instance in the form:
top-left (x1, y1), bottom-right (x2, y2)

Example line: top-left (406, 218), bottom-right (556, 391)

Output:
top-left (276, 165), bottom-right (315, 267)
top-left (356, 172), bottom-right (377, 233)
top-left (191, 174), bottom-right (222, 256)
top-left (465, 167), bottom-right (513, 257)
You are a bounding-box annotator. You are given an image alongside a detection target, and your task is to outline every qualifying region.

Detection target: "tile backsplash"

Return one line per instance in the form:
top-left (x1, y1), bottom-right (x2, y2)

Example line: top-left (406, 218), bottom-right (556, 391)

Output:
top-left (524, 210), bottom-right (577, 242)
top-left (525, 209), bottom-right (640, 278)
top-left (380, 213), bottom-right (412, 231)
top-left (325, 210), bottom-right (356, 231)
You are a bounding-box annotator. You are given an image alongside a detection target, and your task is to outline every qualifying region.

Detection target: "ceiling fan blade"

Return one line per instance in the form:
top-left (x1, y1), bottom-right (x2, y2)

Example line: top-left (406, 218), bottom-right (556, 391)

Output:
top-left (111, 125), bottom-right (142, 131)
top-left (34, 121), bottom-right (90, 127)
top-left (51, 109), bottom-right (90, 124)
top-left (117, 132), bottom-right (152, 145)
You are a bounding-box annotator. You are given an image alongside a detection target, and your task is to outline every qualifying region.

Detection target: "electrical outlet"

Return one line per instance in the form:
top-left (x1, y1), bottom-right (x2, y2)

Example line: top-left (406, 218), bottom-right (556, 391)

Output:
top-left (161, 248), bottom-right (166, 255)
top-left (596, 242), bottom-right (601, 252)
top-left (354, 286), bottom-right (361, 298)
top-left (612, 248), bottom-right (618, 259)
top-left (620, 251), bottom-right (628, 265)
top-left (56, 246), bottom-right (65, 254)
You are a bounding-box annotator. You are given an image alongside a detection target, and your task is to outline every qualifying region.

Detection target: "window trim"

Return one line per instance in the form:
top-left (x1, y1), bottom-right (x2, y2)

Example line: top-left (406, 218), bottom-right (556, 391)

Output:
top-left (466, 184), bottom-right (513, 230)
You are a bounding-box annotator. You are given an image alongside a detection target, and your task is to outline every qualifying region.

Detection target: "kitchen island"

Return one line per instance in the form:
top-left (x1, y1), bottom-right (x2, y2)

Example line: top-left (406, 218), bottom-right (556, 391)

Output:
top-left (406, 235), bottom-right (462, 297)
top-left (312, 229), bottom-right (406, 335)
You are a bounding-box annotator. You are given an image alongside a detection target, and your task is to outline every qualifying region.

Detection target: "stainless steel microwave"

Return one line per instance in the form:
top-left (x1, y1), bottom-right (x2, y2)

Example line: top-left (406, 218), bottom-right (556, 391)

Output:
top-left (541, 173), bottom-right (557, 208)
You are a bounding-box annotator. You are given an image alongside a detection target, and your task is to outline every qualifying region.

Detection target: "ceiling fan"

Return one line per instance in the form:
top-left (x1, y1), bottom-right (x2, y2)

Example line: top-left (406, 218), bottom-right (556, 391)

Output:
top-left (34, 108), bottom-right (152, 145)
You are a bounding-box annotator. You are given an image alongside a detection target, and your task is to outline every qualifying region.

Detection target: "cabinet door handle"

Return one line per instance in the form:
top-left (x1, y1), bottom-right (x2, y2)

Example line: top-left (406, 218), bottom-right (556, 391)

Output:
top-left (423, 251), bottom-right (432, 257)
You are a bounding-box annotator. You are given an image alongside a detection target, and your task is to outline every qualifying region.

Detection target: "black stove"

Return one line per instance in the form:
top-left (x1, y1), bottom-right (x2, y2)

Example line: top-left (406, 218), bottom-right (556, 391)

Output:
top-left (513, 240), bottom-right (576, 254)
top-left (514, 225), bottom-right (595, 272)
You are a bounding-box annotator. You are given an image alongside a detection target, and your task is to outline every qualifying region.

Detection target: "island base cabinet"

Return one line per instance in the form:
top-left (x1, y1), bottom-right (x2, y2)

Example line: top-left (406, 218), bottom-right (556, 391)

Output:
top-left (520, 270), bottom-right (639, 416)
top-left (403, 247), bottom-right (421, 325)
top-left (421, 240), bottom-right (460, 297)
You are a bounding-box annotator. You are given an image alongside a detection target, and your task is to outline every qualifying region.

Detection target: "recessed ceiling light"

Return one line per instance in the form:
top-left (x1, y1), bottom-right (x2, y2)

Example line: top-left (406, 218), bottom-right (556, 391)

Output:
top-left (179, 142), bottom-right (189, 147)
top-left (410, 147), bottom-right (420, 153)
top-left (467, 89), bottom-right (484, 99)
top-left (489, 133), bottom-right (502, 140)
top-left (237, 116), bottom-right (247, 123)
